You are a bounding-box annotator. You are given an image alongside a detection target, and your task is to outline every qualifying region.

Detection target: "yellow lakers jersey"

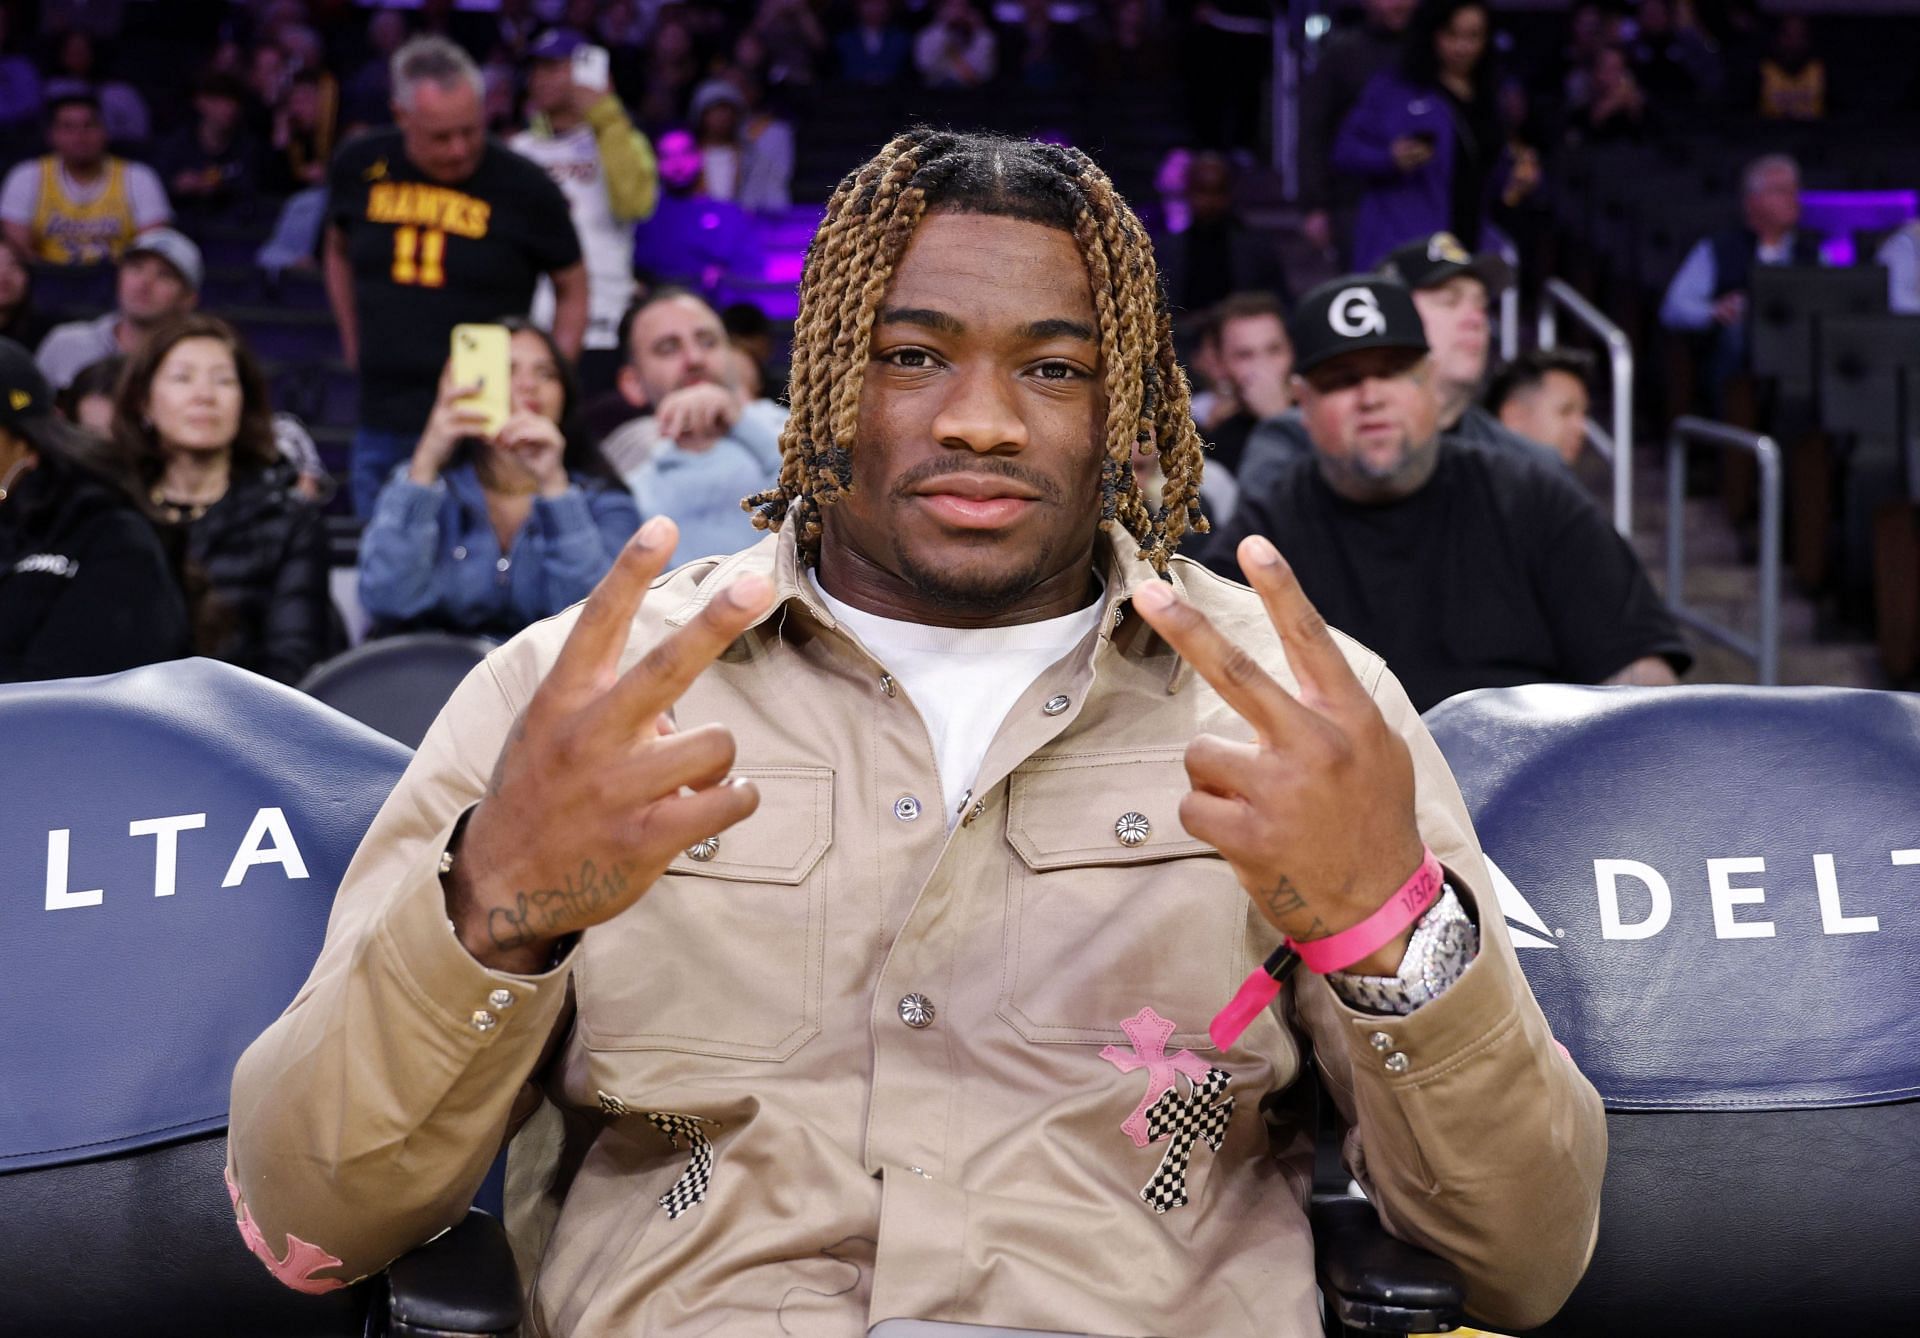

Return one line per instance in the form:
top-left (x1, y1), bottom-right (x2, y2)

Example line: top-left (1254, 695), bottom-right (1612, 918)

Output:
top-left (31, 157), bottom-right (137, 265)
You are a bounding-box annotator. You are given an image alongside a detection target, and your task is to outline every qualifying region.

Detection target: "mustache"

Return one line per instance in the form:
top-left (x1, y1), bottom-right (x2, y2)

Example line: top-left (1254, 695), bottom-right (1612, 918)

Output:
top-left (889, 456), bottom-right (1062, 504)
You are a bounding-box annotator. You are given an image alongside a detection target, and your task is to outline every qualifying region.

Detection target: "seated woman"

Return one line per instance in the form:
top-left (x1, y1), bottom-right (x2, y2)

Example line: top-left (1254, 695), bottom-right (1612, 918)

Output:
top-left (0, 337), bottom-right (189, 682)
top-left (112, 314), bottom-right (334, 684)
top-left (358, 321), bottom-right (638, 639)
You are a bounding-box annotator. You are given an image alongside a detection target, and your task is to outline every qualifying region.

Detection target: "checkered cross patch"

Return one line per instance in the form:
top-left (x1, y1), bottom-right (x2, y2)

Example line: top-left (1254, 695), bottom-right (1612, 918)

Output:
top-left (644, 1111), bottom-right (715, 1220)
top-left (1137, 1065), bottom-right (1234, 1213)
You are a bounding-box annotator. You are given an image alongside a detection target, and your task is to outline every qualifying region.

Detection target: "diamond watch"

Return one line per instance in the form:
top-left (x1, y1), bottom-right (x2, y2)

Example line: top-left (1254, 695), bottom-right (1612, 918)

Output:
top-left (1326, 886), bottom-right (1479, 1016)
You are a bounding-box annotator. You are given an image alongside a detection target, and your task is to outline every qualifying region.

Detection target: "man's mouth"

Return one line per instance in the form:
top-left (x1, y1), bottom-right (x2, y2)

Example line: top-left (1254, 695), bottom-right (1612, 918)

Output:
top-left (909, 473), bottom-right (1043, 530)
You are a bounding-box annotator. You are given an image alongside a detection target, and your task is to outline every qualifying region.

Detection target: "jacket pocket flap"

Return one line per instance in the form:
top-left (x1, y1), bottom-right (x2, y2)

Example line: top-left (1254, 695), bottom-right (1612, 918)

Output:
top-left (665, 766), bottom-right (833, 884)
top-left (1008, 748), bottom-right (1217, 870)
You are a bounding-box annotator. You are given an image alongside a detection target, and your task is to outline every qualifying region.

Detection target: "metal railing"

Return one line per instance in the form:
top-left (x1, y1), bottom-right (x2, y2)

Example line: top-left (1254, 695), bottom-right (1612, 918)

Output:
top-left (1538, 278), bottom-right (1634, 538)
top-left (1498, 241), bottom-right (1522, 363)
top-left (1665, 417), bottom-right (1782, 685)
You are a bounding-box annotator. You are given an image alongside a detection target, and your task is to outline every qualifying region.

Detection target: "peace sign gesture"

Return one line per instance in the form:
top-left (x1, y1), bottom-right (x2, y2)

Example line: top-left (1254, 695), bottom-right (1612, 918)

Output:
top-left (1133, 534), bottom-right (1427, 977)
top-left (445, 517), bottom-right (776, 974)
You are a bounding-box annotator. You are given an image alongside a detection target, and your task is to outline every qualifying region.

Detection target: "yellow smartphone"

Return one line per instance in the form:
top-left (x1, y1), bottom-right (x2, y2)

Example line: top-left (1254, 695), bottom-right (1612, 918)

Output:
top-left (450, 323), bottom-right (510, 437)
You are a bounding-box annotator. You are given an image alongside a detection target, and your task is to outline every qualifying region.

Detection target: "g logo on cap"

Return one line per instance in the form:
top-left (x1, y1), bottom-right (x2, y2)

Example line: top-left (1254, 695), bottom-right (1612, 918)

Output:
top-left (1329, 287), bottom-right (1387, 339)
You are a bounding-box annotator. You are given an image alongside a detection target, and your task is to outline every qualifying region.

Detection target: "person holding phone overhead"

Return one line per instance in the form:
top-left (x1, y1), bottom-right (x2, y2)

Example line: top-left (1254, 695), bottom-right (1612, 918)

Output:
top-left (358, 320), bottom-right (638, 639)
top-left (1331, 0), bottom-right (1540, 268)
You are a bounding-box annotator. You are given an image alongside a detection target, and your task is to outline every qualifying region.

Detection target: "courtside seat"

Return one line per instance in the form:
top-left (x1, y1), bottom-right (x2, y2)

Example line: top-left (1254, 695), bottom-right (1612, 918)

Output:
top-left (1425, 684), bottom-right (1920, 1336)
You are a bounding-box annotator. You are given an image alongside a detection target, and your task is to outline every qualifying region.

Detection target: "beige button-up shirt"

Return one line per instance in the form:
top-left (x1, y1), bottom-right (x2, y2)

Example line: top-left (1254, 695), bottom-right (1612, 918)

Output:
top-left (229, 526), bottom-right (1605, 1335)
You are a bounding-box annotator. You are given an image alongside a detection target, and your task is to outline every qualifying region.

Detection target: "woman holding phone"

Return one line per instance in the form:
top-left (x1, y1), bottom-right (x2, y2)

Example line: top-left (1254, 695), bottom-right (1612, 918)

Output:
top-left (358, 320), bottom-right (639, 639)
top-left (1331, 0), bottom-right (1539, 268)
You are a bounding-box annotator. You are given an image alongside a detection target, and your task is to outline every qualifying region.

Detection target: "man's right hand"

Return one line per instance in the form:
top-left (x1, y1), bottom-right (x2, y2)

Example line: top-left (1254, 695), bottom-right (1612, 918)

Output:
top-left (444, 517), bottom-right (776, 974)
top-left (655, 381), bottom-right (744, 451)
top-left (1390, 136), bottom-right (1435, 174)
top-left (1712, 291), bottom-right (1748, 327)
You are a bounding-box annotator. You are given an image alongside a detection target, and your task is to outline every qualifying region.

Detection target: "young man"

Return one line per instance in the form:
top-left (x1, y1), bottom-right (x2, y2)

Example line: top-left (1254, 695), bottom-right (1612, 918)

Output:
top-left (1490, 346), bottom-right (1596, 469)
top-left (1207, 275), bottom-right (1687, 711)
top-left (326, 36), bottom-right (586, 515)
top-left (0, 92), bottom-right (171, 265)
top-left (229, 132), bottom-right (1603, 1336)
top-left (34, 227), bottom-right (200, 389)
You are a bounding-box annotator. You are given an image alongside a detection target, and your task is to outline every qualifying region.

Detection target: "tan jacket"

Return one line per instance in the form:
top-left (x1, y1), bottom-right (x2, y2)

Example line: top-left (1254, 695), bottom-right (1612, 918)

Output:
top-left (228, 526), bottom-right (1605, 1336)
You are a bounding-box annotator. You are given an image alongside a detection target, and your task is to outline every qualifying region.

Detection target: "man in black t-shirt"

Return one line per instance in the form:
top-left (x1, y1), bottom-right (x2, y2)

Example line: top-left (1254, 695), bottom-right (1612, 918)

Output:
top-left (1202, 276), bottom-right (1689, 712)
top-left (326, 36), bottom-right (586, 515)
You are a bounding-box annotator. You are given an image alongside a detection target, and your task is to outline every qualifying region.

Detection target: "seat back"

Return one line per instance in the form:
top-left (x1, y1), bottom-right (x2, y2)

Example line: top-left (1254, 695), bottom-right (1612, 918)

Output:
top-left (0, 659), bottom-right (412, 1335)
top-left (298, 632), bottom-right (497, 748)
top-left (1815, 313), bottom-right (1920, 441)
top-left (1750, 265), bottom-right (1886, 396)
top-left (1424, 685), bottom-right (1920, 1337)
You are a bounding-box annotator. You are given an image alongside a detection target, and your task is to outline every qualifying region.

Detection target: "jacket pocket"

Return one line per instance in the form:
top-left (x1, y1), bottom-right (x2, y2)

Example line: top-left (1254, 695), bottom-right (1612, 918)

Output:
top-left (998, 748), bottom-right (1249, 1051)
top-left (576, 766), bottom-right (832, 1061)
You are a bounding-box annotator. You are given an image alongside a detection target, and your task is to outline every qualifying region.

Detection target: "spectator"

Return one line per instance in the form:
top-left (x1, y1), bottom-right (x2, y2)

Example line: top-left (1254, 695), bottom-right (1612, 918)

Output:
top-left (1571, 45), bottom-right (1649, 144)
top-left (342, 8), bottom-right (409, 126)
top-left (155, 71), bottom-right (258, 222)
top-left (1002, 0), bottom-right (1084, 91)
top-left (1298, 0), bottom-right (1416, 258)
top-left (1332, 0), bottom-right (1539, 268)
top-left (636, 13), bottom-right (700, 130)
top-left (0, 235), bottom-right (50, 352)
top-left (836, 0), bottom-right (913, 87)
top-left (1204, 276), bottom-right (1687, 710)
top-left (0, 8), bottom-right (42, 132)
top-left (0, 336), bottom-right (188, 682)
top-left (326, 36), bottom-right (586, 516)
top-left (1659, 154), bottom-right (1817, 413)
top-left (512, 28), bottom-right (659, 398)
top-left (57, 353), bottom-right (123, 437)
top-left (358, 321), bottom-right (639, 638)
top-left (598, 289), bottom-right (785, 563)
top-left (632, 128), bottom-right (766, 300)
top-left (1758, 14), bottom-right (1824, 121)
top-left (264, 68), bottom-right (338, 195)
top-left (747, 0), bottom-right (828, 92)
top-left (915, 0), bottom-right (998, 89)
top-left (1488, 346), bottom-right (1595, 469)
top-left (36, 227), bottom-right (200, 389)
top-left (1628, 0), bottom-right (1723, 110)
top-left (43, 30), bottom-right (150, 145)
top-left (1152, 153), bottom-right (1291, 322)
top-left (1875, 218), bottom-right (1920, 315)
top-left (687, 80), bottom-right (794, 212)
top-left (1089, 0), bottom-right (1170, 86)
top-left (111, 313), bottom-right (334, 684)
top-left (721, 299), bottom-right (776, 379)
top-left (1205, 291), bottom-right (1294, 497)
top-left (0, 92), bottom-right (170, 265)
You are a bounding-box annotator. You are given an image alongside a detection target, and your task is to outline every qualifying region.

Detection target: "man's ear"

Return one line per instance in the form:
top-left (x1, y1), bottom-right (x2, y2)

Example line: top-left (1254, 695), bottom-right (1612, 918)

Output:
top-left (617, 363), bottom-right (647, 410)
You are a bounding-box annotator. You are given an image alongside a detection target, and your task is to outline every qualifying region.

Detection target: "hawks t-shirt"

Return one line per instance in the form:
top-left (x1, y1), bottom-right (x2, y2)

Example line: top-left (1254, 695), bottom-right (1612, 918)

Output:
top-left (329, 130), bottom-right (581, 432)
top-left (1201, 437), bottom-right (1691, 711)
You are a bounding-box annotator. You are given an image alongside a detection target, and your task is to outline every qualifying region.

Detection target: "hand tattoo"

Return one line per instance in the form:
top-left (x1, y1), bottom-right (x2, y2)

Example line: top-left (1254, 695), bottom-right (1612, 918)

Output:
top-left (488, 860), bottom-right (634, 952)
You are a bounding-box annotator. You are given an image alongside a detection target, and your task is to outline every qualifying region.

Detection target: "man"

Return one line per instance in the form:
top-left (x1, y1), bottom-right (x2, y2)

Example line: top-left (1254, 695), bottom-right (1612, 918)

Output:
top-left (155, 71), bottom-right (257, 223)
top-left (512, 28), bottom-right (658, 397)
top-left (1490, 347), bottom-right (1596, 469)
top-left (597, 288), bottom-right (784, 564)
top-left (327, 36), bottom-right (586, 516)
top-left (35, 227), bottom-right (200, 389)
top-left (229, 132), bottom-right (1602, 1336)
top-left (1195, 291), bottom-right (1293, 522)
top-left (1298, 0), bottom-right (1417, 260)
top-left (0, 92), bottom-right (170, 265)
top-left (631, 127), bottom-right (765, 298)
top-left (1659, 154), bottom-right (1817, 413)
top-left (1207, 275), bottom-right (1687, 711)
top-left (1153, 153), bottom-right (1291, 320)
top-left (914, 0), bottom-right (997, 88)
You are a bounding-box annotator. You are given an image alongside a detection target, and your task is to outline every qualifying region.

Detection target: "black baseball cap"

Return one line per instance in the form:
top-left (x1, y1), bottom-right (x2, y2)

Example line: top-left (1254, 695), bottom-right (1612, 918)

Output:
top-left (1379, 232), bottom-right (1514, 296)
top-left (0, 337), bottom-right (87, 456)
top-left (1287, 276), bottom-right (1430, 376)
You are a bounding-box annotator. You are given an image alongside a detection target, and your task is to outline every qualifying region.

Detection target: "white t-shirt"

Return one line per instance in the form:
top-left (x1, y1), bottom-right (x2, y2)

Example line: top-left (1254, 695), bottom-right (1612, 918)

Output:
top-left (0, 156), bottom-right (169, 233)
top-left (510, 124), bottom-right (637, 352)
top-left (812, 574), bottom-right (1106, 827)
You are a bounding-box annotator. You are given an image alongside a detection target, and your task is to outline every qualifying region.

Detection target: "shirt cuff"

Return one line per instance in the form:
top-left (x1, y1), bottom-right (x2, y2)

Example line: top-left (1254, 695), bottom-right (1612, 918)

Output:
top-left (1324, 885), bottom-right (1479, 1015)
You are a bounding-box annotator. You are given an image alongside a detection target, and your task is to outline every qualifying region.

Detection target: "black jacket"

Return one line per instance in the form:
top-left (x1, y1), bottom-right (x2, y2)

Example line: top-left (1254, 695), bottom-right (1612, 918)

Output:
top-left (0, 462), bottom-right (190, 683)
top-left (167, 461), bottom-right (335, 684)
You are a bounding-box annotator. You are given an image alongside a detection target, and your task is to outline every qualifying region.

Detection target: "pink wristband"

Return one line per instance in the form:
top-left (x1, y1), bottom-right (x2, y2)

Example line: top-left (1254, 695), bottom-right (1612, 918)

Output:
top-left (1286, 847), bottom-right (1444, 974)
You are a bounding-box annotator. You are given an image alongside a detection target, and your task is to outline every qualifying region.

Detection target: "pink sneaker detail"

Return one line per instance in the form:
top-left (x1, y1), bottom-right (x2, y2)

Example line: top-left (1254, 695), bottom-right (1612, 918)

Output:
top-left (1100, 1006), bottom-right (1214, 1148)
top-left (225, 1166), bottom-right (348, 1294)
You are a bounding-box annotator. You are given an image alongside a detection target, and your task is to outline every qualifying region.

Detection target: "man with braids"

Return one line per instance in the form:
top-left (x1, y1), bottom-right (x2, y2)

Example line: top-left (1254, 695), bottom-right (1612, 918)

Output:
top-left (229, 130), bottom-right (1602, 1335)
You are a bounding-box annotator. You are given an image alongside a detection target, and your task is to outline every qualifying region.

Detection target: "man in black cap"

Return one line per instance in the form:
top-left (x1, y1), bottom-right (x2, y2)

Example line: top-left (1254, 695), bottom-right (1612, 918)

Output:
top-left (1203, 275), bottom-right (1688, 711)
top-left (0, 337), bottom-right (189, 682)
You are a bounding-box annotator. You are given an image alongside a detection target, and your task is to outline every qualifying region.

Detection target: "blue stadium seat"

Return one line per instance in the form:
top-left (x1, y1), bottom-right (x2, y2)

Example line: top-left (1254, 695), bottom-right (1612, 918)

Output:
top-left (298, 633), bottom-right (498, 748)
top-left (1425, 684), bottom-right (1920, 1336)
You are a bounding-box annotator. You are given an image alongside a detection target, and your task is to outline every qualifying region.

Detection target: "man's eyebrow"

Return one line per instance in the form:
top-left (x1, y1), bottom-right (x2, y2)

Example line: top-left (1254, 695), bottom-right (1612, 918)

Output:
top-left (1021, 317), bottom-right (1097, 342)
top-left (877, 306), bottom-right (965, 334)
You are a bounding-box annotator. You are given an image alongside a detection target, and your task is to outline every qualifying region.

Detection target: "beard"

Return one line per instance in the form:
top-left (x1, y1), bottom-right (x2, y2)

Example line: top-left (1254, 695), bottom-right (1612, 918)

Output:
top-left (888, 529), bottom-right (1066, 613)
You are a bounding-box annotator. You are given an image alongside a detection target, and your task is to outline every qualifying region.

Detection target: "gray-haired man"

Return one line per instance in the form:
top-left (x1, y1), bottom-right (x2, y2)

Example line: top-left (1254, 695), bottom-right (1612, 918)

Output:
top-left (326, 36), bottom-right (587, 515)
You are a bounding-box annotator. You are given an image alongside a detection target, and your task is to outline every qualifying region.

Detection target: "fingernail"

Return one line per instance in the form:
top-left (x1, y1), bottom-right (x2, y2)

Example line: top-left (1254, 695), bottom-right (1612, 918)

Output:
top-left (1243, 534), bottom-right (1280, 567)
top-left (638, 516), bottom-right (669, 548)
top-left (1133, 581), bottom-right (1173, 611)
top-left (727, 575), bottom-right (770, 608)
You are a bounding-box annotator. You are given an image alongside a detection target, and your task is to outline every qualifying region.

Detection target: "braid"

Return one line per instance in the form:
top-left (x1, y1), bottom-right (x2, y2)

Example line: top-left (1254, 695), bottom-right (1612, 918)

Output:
top-left (749, 129), bottom-right (1208, 573)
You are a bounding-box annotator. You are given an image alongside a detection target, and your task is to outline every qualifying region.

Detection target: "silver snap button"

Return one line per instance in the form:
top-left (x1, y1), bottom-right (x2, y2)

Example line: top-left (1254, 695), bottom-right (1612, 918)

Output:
top-left (686, 836), bottom-right (720, 862)
top-left (470, 1009), bottom-right (498, 1033)
top-left (495, 556), bottom-right (511, 573)
top-left (962, 798), bottom-right (986, 827)
top-left (879, 673), bottom-right (896, 697)
top-left (488, 988), bottom-right (515, 1009)
top-left (893, 795), bottom-right (921, 822)
top-left (1368, 1031), bottom-right (1393, 1053)
top-left (1115, 812), bottom-right (1151, 846)
top-left (452, 544), bottom-right (468, 561)
top-left (1384, 1052), bottom-right (1411, 1075)
top-left (1043, 694), bottom-right (1071, 716)
top-left (898, 993), bottom-right (936, 1028)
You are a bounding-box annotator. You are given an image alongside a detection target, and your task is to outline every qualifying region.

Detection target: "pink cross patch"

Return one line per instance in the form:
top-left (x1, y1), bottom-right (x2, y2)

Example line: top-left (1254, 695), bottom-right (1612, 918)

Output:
top-left (225, 1166), bottom-right (347, 1294)
top-left (1100, 1006), bottom-right (1215, 1148)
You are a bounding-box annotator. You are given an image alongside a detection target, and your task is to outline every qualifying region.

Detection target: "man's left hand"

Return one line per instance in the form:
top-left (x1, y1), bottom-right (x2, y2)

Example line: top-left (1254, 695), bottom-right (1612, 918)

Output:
top-left (1132, 534), bottom-right (1426, 976)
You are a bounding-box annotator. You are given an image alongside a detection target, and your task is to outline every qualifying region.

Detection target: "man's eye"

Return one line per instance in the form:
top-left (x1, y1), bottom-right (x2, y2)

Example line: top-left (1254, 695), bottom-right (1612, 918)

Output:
top-left (1034, 361), bottom-right (1082, 381)
top-left (884, 349), bottom-right (934, 369)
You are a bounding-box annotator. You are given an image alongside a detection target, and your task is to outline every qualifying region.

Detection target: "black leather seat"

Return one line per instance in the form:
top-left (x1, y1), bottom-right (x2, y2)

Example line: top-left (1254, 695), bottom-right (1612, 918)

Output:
top-left (0, 659), bottom-right (521, 1337)
top-left (1426, 684), bottom-right (1920, 1336)
top-left (298, 632), bottom-right (498, 748)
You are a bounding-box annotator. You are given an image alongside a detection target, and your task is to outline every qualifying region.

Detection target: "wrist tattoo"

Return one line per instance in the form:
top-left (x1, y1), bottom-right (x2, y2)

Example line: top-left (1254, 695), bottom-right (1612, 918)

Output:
top-left (488, 859), bottom-right (633, 952)
top-left (1257, 874), bottom-right (1332, 941)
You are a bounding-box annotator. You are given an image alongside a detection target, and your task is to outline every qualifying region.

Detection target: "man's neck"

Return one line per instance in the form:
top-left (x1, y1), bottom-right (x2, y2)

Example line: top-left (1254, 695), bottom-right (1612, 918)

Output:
top-left (546, 106), bottom-right (584, 135)
top-left (1756, 226), bottom-right (1791, 249)
top-left (1436, 382), bottom-right (1472, 431)
top-left (814, 533), bottom-right (1104, 629)
top-left (61, 156), bottom-right (106, 185)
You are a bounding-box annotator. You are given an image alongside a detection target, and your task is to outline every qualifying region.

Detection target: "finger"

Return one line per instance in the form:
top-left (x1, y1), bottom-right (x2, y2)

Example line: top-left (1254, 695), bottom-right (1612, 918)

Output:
top-left (1185, 733), bottom-right (1266, 798)
top-left (1177, 788), bottom-right (1251, 853)
top-left (591, 572), bottom-right (775, 735)
top-left (542, 516), bottom-right (680, 704)
top-left (1235, 535), bottom-right (1369, 715)
top-left (629, 721), bottom-right (737, 795)
top-left (630, 779), bottom-right (761, 857)
top-left (1131, 579), bottom-right (1314, 745)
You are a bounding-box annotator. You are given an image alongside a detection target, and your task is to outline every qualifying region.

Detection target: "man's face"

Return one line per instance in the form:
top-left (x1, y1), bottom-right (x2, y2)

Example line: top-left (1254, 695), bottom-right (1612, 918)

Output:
top-left (1218, 312), bottom-right (1292, 416)
top-left (1745, 166), bottom-right (1801, 235)
top-left (821, 211), bottom-right (1108, 613)
top-left (1411, 274), bottom-right (1490, 397)
top-left (1295, 348), bottom-right (1441, 504)
top-left (526, 59), bottom-right (572, 117)
top-left (624, 295), bottom-right (726, 405)
top-left (49, 105), bottom-right (107, 169)
top-left (657, 129), bottom-right (702, 193)
top-left (1185, 160), bottom-right (1233, 223)
top-left (396, 79), bottom-right (487, 184)
top-left (1500, 368), bottom-right (1589, 466)
top-left (118, 254), bottom-right (196, 326)
top-left (1368, 0), bottom-right (1417, 31)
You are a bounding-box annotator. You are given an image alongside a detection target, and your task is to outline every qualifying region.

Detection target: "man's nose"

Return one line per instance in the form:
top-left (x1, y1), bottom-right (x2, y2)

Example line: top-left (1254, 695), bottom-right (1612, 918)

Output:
top-left (930, 365), bottom-right (1028, 453)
